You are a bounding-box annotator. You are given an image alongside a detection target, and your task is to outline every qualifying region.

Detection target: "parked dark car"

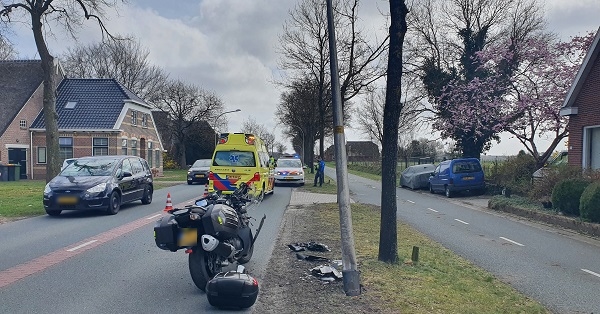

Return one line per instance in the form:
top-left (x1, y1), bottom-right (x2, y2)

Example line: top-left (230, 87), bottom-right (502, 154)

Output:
top-left (428, 158), bottom-right (485, 198)
top-left (400, 164), bottom-right (436, 189)
top-left (187, 159), bottom-right (212, 185)
top-left (43, 155), bottom-right (154, 216)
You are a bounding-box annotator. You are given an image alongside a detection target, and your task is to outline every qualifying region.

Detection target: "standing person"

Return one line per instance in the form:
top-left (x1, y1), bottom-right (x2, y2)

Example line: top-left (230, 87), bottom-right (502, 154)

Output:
top-left (314, 156), bottom-right (325, 187)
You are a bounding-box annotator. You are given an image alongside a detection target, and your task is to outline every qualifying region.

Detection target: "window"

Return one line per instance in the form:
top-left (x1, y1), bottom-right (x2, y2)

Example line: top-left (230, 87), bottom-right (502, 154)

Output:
top-left (142, 113), bottom-right (148, 128)
top-left (121, 139), bottom-right (128, 155)
top-left (155, 150), bottom-right (160, 168)
top-left (117, 158), bottom-right (132, 177)
top-left (130, 158), bottom-right (143, 174)
top-left (131, 139), bottom-right (138, 156)
top-left (59, 137), bottom-right (73, 160)
top-left (93, 138), bottom-right (109, 156)
top-left (37, 147), bottom-right (47, 164)
top-left (19, 119), bottom-right (27, 129)
top-left (131, 110), bottom-right (138, 126)
top-left (147, 142), bottom-right (153, 166)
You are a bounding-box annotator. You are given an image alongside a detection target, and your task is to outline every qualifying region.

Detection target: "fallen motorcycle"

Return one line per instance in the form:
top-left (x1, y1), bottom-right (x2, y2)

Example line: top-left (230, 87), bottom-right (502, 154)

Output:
top-left (154, 182), bottom-right (266, 291)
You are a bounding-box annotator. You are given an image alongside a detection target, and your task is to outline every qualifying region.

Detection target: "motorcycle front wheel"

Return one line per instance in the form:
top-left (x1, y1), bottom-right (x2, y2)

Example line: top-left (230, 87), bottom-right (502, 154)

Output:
top-left (189, 248), bottom-right (222, 291)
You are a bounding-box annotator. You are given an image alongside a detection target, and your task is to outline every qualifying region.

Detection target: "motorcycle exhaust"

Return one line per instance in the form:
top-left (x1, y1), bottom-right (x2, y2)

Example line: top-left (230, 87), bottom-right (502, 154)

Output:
top-left (201, 235), bottom-right (235, 258)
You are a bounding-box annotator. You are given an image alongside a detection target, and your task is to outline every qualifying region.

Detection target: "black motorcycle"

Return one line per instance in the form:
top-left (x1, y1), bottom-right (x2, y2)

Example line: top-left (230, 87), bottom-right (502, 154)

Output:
top-left (153, 183), bottom-right (266, 291)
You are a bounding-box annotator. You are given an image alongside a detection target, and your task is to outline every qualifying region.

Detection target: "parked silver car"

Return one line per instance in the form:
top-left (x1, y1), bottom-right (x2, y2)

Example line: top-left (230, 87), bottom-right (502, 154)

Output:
top-left (400, 164), bottom-right (436, 190)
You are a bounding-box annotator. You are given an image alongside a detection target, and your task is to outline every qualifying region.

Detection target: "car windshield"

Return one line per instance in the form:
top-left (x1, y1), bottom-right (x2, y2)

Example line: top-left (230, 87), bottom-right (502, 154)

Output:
top-left (452, 161), bottom-right (482, 173)
top-left (213, 151), bottom-right (256, 167)
top-left (277, 159), bottom-right (302, 168)
top-left (192, 159), bottom-right (211, 167)
top-left (60, 157), bottom-right (119, 177)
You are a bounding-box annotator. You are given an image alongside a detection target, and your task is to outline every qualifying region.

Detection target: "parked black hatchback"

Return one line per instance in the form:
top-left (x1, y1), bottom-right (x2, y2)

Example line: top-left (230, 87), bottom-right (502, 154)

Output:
top-left (43, 155), bottom-right (154, 216)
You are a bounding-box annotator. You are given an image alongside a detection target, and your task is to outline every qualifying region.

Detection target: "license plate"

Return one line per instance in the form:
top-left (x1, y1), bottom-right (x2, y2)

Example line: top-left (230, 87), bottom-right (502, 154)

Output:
top-left (463, 176), bottom-right (474, 180)
top-left (178, 228), bottom-right (198, 246)
top-left (195, 174), bottom-right (205, 178)
top-left (58, 196), bottom-right (78, 205)
top-left (284, 177), bottom-right (295, 180)
top-left (227, 175), bottom-right (241, 180)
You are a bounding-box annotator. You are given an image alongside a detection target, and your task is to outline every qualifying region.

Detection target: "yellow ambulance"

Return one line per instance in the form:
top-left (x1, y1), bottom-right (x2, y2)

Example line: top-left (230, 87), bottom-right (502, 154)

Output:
top-left (208, 133), bottom-right (275, 199)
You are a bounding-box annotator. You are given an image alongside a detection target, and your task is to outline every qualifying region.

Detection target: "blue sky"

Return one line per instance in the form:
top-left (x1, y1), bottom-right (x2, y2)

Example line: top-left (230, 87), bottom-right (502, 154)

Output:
top-left (3, 0), bottom-right (599, 156)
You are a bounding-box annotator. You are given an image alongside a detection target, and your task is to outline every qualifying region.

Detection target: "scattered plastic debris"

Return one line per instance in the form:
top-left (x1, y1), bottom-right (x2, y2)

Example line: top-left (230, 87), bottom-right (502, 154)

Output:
top-left (310, 265), bottom-right (343, 281)
top-left (331, 260), bottom-right (343, 269)
top-left (296, 253), bottom-right (329, 262)
top-left (288, 241), bottom-right (331, 252)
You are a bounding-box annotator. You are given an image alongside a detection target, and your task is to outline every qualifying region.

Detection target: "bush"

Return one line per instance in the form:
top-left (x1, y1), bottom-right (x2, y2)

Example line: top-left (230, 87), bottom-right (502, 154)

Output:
top-left (551, 178), bottom-right (591, 216)
top-left (492, 151), bottom-right (537, 195)
top-left (528, 164), bottom-right (582, 204)
top-left (580, 181), bottom-right (600, 223)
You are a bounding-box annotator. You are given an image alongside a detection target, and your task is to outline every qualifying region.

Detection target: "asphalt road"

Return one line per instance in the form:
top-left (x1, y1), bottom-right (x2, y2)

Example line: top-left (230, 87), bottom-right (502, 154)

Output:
top-left (0, 184), bottom-right (291, 314)
top-left (325, 167), bottom-right (600, 314)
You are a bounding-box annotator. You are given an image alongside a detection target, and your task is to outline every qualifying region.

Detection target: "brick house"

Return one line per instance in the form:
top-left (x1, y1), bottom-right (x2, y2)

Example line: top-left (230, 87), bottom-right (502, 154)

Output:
top-left (0, 60), bottom-right (50, 179)
top-left (324, 141), bottom-right (380, 162)
top-left (29, 78), bottom-right (165, 180)
top-left (560, 27), bottom-right (600, 170)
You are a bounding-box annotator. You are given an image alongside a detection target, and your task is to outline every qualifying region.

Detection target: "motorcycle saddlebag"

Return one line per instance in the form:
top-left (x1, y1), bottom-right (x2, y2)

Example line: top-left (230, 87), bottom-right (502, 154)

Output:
top-left (153, 216), bottom-right (181, 252)
top-left (205, 271), bottom-right (259, 309)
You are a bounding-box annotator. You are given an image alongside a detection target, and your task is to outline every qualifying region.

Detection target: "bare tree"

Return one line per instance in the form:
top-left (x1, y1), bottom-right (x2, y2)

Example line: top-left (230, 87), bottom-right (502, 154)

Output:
top-left (275, 142), bottom-right (287, 154)
top-left (241, 117), bottom-right (276, 154)
top-left (0, 34), bottom-right (16, 59)
top-left (155, 79), bottom-right (225, 168)
top-left (61, 37), bottom-right (168, 103)
top-left (0, 0), bottom-right (124, 181)
top-left (379, 0), bottom-right (409, 264)
top-left (277, 0), bottom-right (388, 158)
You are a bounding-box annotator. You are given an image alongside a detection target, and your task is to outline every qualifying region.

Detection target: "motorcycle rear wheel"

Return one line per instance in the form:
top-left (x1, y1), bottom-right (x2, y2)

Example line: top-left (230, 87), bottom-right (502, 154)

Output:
top-left (189, 249), bottom-right (222, 291)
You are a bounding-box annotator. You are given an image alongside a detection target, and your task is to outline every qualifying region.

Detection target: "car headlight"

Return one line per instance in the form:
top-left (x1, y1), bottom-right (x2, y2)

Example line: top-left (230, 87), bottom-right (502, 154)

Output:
top-left (44, 183), bottom-right (51, 194)
top-left (187, 171), bottom-right (192, 174)
top-left (87, 183), bottom-right (107, 194)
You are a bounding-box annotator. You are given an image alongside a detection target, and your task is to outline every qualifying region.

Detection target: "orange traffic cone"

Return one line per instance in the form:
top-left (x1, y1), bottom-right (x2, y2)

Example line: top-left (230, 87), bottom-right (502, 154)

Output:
top-left (164, 192), bottom-right (173, 212)
top-left (202, 182), bottom-right (209, 197)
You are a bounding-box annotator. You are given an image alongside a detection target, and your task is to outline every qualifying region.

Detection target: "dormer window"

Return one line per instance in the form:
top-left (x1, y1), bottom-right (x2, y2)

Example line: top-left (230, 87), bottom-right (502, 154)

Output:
top-left (142, 113), bottom-right (148, 128)
top-left (132, 110), bottom-right (138, 126)
top-left (65, 101), bottom-right (77, 109)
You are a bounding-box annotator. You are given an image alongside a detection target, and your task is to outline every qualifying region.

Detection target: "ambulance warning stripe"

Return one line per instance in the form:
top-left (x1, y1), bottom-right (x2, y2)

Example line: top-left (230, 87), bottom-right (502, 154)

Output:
top-left (0, 198), bottom-right (196, 289)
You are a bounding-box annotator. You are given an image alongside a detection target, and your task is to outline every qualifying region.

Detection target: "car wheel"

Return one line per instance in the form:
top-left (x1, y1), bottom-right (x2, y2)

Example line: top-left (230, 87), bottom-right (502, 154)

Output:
top-left (141, 185), bottom-right (153, 205)
top-left (445, 186), bottom-right (452, 198)
top-left (106, 191), bottom-right (121, 215)
top-left (45, 209), bottom-right (62, 216)
top-left (429, 184), bottom-right (434, 194)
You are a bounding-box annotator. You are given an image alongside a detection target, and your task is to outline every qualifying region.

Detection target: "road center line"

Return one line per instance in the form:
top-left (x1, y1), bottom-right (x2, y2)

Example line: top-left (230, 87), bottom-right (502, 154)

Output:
top-left (0, 198), bottom-right (194, 289)
top-left (66, 240), bottom-right (98, 252)
top-left (427, 208), bottom-right (438, 213)
top-left (499, 236), bottom-right (525, 247)
top-left (582, 269), bottom-right (600, 278)
top-left (406, 200), bottom-right (415, 204)
top-left (454, 219), bottom-right (469, 225)
top-left (147, 214), bottom-right (162, 220)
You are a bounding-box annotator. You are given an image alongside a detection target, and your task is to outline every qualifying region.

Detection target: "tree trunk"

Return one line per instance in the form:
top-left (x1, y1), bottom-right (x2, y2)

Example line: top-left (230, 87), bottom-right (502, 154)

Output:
top-left (378, 0), bottom-right (408, 264)
top-left (31, 11), bottom-right (60, 182)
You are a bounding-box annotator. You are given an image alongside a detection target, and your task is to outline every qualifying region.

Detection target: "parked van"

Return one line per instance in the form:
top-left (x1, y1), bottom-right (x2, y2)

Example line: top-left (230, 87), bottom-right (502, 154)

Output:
top-left (428, 158), bottom-right (485, 198)
top-left (209, 133), bottom-right (274, 200)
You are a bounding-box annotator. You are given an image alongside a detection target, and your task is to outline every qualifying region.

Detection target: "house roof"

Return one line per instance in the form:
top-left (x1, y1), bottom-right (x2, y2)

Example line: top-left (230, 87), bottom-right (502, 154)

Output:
top-left (0, 60), bottom-right (44, 135)
top-left (560, 27), bottom-right (600, 114)
top-left (31, 78), bottom-right (148, 130)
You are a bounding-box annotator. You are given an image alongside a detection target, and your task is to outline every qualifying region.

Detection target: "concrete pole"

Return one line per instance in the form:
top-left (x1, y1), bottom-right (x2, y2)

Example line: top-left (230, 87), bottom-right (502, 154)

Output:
top-left (326, 0), bottom-right (360, 296)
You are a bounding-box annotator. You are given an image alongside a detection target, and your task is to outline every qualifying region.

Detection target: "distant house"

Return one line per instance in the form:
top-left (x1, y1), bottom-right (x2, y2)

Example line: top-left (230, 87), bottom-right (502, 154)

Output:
top-left (560, 27), bottom-right (600, 170)
top-left (324, 141), bottom-right (380, 162)
top-left (28, 78), bottom-right (165, 180)
top-left (0, 60), bottom-right (53, 179)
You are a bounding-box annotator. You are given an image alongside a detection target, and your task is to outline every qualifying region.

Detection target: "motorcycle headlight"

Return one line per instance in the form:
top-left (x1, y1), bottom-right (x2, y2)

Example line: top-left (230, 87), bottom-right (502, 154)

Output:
top-left (44, 183), bottom-right (51, 194)
top-left (87, 183), bottom-right (107, 194)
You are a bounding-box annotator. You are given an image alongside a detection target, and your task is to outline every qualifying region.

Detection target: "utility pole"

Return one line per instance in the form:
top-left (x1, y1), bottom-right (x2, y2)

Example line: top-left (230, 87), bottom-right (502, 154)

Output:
top-left (326, 0), bottom-right (360, 296)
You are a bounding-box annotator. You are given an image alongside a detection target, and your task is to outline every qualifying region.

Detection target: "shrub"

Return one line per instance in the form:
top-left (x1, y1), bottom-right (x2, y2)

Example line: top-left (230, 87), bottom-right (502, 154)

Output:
top-left (528, 164), bottom-right (582, 204)
top-left (551, 178), bottom-right (591, 216)
top-left (492, 151), bottom-right (537, 195)
top-left (162, 152), bottom-right (179, 170)
top-left (580, 181), bottom-right (600, 223)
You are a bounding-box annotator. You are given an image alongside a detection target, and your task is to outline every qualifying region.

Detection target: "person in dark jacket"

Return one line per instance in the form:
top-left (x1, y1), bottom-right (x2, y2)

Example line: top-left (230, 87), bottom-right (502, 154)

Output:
top-left (313, 156), bottom-right (325, 187)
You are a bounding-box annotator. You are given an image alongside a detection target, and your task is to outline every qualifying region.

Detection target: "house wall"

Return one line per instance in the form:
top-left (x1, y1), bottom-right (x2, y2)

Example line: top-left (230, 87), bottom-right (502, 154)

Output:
top-left (119, 107), bottom-right (163, 173)
top-left (0, 84), bottom-right (43, 178)
top-left (567, 57), bottom-right (600, 168)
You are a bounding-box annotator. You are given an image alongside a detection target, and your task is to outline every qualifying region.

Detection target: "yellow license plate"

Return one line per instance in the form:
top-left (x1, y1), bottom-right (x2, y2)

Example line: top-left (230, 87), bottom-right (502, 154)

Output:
top-left (195, 174), bottom-right (205, 178)
top-left (227, 175), bottom-right (241, 180)
top-left (178, 228), bottom-right (198, 246)
top-left (58, 196), bottom-right (78, 205)
top-left (463, 176), bottom-right (474, 180)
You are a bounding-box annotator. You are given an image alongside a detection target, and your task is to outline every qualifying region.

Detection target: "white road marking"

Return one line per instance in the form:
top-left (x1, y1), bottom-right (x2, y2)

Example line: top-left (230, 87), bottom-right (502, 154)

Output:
top-left (582, 269), bottom-right (600, 278)
top-left (454, 219), bottom-right (469, 225)
top-left (406, 200), bottom-right (415, 204)
top-left (427, 208), bottom-right (438, 213)
top-left (499, 237), bottom-right (525, 247)
top-left (147, 214), bottom-right (162, 220)
top-left (66, 240), bottom-right (98, 252)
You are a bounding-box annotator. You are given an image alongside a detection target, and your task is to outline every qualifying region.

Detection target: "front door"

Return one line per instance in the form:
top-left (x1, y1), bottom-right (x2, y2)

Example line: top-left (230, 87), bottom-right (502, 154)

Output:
top-left (8, 148), bottom-right (27, 179)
